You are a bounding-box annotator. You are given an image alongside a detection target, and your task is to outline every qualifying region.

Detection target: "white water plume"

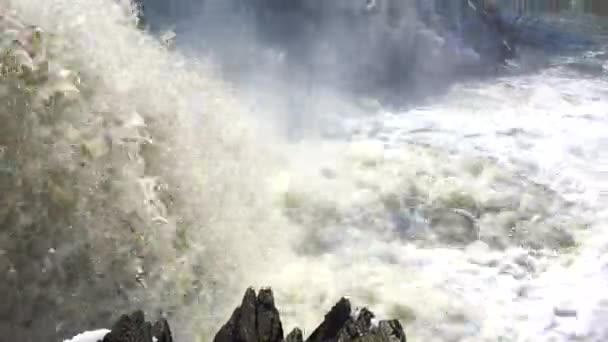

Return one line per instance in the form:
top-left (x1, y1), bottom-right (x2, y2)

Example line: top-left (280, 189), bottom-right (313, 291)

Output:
top-left (2, 1), bottom-right (608, 342)
top-left (0, 0), bottom-right (291, 340)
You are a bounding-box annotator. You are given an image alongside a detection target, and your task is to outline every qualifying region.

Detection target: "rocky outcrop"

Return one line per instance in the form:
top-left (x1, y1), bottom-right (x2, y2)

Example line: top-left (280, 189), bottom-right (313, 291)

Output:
top-left (101, 310), bottom-right (173, 342)
top-left (86, 287), bottom-right (407, 342)
top-left (215, 287), bottom-right (408, 342)
top-left (213, 288), bottom-right (284, 342)
top-left (213, 288), bottom-right (407, 342)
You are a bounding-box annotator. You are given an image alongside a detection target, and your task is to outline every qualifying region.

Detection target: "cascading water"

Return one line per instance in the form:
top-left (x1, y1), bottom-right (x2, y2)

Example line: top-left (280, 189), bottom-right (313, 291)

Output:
top-left (1, 0), bottom-right (607, 341)
top-left (0, 0), bottom-right (292, 340)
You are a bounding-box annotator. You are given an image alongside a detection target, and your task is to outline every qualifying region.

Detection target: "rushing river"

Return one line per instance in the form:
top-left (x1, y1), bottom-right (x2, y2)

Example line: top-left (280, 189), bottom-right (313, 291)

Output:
top-left (1, 1), bottom-right (607, 342)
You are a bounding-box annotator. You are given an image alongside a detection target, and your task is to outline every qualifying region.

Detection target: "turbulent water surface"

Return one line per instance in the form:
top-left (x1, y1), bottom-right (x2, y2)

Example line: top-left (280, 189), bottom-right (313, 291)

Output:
top-left (1, 0), bottom-right (608, 341)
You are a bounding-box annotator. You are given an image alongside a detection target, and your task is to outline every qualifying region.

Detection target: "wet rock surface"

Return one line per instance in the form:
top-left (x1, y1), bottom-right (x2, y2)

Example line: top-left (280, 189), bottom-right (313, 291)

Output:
top-left (101, 310), bottom-right (173, 342)
top-left (76, 288), bottom-right (407, 342)
top-left (214, 288), bottom-right (407, 342)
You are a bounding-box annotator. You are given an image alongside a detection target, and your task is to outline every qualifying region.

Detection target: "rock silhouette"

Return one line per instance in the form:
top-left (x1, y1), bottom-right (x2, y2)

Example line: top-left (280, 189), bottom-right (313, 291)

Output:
top-left (100, 310), bottom-right (172, 342)
top-left (88, 287), bottom-right (406, 342)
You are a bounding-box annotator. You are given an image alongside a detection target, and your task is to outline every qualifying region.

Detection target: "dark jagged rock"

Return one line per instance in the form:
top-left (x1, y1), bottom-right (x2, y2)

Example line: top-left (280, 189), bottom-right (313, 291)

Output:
top-left (91, 287), bottom-right (406, 342)
top-left (102, 311), bottom-right (152, 342)
top-left (213, 287), bottom-right (284, 342)
top-left (304, 298), bottom-right (406, 342)
top-left (375, 320), bottom-right (407, 342)
top-left (336, 307), bottom-right (375, 341)
top-left (152, 318), bottom-right (173, 342)
top-left (257, 288), bottom-right (284, 342)
top-left (213, 305), bottom-right (243, 342)
top-left (212, 288), bottom-right (407, 342)
top-left (284, 328), bottom-right (304, 342)
top-left (306, 298), bottom-right (351, 342)
top-left (101, 310), bottom-right (171, 342)
top-left (237, 288), bottom-right (258, 342)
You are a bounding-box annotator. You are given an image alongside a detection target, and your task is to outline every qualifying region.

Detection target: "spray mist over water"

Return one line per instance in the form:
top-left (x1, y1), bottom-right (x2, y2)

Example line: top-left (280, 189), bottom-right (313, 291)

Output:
top-left (0, 0), bottom-right (295, 340)
top-left (141, 0), bottom-right (493, 139)
top-left (2, 0), bottom-right (607, 341)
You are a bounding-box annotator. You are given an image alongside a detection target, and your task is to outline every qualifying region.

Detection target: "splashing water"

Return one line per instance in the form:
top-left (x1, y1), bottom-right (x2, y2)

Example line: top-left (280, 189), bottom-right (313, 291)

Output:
top-left (1, 1), bottom-right (608, 342)
top-left (0, 0), bottom-right (292, 339)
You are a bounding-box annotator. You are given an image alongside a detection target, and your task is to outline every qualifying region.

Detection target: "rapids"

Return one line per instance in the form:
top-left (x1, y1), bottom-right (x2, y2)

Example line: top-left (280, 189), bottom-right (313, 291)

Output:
top-left (1, 1), bottom-right (607, 342)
